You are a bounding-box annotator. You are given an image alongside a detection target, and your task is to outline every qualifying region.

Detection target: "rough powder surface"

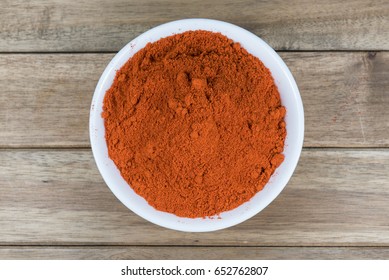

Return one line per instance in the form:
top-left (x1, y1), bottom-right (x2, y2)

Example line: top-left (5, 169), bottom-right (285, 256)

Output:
top-left (102, 30), bottom-right (286, 218)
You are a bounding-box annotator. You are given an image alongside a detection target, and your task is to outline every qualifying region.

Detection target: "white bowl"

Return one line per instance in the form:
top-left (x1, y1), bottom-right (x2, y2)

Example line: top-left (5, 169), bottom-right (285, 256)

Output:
top-left (90, 19), bottom-right (304, 232)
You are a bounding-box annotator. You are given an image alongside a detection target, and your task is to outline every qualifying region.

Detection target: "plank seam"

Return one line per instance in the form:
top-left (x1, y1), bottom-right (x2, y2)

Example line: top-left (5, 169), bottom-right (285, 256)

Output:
top-left (0, 245), bottom-right (389, 248)
top-left (0, 50), bottom-right (387, 55)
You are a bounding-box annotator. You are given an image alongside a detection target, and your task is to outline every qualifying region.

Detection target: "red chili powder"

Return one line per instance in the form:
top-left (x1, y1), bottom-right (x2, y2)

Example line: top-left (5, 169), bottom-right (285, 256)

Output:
top-left (102, 30), bottom-right (286, 218)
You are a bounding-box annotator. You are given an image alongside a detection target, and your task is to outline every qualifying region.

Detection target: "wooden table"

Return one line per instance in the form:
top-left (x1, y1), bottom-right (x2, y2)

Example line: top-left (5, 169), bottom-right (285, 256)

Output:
top-left (1, 0), bottom-right (388, 259)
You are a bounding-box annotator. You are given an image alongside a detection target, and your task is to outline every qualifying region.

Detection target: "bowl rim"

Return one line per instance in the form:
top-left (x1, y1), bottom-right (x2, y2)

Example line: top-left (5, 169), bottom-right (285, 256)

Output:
top-left (90, 18), bottom-right (304, 232)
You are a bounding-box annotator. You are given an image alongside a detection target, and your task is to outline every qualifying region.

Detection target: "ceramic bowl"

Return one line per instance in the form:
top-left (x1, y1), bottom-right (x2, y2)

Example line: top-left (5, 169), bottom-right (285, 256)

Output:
top-left (90, 18), bottom-right (304, 232)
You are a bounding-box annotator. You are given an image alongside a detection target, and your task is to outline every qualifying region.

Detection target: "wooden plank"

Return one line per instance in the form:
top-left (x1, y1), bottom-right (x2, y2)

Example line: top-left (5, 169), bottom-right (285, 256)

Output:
top-left (0, 0), bottom-right (387, 52)
top-left (0, 149), bottom-right (388, 246)
top-left (0, 54), bottom-right (110, 148)
top-left (0, 52), bottom-right (388, 148)
top-left (1, 246), bottom-right (389, 260)
top-left (282, 52), bottom-right (389, 147)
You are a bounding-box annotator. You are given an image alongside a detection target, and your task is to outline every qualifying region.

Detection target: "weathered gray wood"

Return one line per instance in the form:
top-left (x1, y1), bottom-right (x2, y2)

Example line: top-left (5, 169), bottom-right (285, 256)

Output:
top-left (0, 149), bottom-right (388, 245)
top-left (282, 52), bottom-right (389, 147)
top-left (1, 246), bottom-right (388, 260)
top-left (1, 0), bottom-right (387, 261)
top-left (0, 52), bottom-right (388, 148)
top-left (0, 0), bottom-right (387, 52)
top-left (0, 54), bottom-right (110, 147)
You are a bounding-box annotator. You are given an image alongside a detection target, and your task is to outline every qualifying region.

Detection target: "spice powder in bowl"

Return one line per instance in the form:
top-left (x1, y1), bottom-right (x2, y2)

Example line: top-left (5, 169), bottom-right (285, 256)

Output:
top-left (102, 30), bottom-right (286, 218)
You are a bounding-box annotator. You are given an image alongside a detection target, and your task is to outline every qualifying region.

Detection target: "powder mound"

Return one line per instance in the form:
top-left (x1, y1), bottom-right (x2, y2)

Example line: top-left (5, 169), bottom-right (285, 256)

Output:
top-left (103, 30), bottom-right (286, 218)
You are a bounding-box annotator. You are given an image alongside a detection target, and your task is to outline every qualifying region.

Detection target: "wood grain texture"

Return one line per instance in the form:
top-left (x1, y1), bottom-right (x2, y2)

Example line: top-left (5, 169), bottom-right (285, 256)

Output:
top-left (282, 52), bottom-right (389, 147)
top-left (0, 0), bottom-right (387, 52)
top-left (0, 54), bottom-right (110, 147)
top-left (0, 149), bottom-right (388, 246)
top-left (1, 52), bottom-right (388, 148)
top-left (1, 0), bottom-right (388, 262)
top-left (1, 246), bottom-right (389, 260)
